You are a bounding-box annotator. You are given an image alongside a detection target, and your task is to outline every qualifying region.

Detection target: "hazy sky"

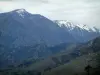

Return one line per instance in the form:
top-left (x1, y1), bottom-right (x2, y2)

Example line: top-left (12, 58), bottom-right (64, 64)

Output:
top-left (0, 0), bottom-right (100, 28)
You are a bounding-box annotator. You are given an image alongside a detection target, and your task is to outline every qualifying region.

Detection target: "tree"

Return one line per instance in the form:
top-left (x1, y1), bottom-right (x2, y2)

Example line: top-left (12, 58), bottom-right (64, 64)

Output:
top-left (84, 65), bottom-right (92, 75)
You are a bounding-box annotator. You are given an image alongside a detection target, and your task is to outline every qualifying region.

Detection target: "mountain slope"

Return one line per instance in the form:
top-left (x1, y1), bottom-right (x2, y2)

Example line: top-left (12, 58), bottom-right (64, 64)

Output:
top-left (24, 36), bottom-right (100, 72)
top-left (0, 36), bottom-right (99, 75)
top-left (0, 9), bottom-right (76, 47)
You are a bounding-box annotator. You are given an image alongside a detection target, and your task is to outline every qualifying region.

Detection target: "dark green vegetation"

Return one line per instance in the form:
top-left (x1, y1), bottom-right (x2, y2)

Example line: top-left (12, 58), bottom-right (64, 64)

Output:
top-left (0, 36), bottom-right (100, 75)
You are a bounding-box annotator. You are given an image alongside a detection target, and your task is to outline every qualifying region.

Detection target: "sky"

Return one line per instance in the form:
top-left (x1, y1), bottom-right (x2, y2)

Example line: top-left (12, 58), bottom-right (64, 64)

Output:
top-left (0, 0), bottom-right (100, 28)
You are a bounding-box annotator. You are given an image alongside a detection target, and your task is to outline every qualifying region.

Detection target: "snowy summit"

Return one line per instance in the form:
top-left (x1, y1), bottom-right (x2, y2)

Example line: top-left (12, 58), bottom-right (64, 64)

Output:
top-left (12, 9), bottom-right (28, 18)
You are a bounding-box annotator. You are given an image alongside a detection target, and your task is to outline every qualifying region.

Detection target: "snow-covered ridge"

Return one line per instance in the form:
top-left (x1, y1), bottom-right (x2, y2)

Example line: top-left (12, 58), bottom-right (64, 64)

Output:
top-left (54, 20), bottom-right (99, 32)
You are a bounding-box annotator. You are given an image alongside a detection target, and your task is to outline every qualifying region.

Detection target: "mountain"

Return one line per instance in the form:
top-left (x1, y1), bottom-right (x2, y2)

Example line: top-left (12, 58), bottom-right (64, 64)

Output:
top-left (0, 9), bottom-right (99, 68)
top-left (54, 20), bottom-right (100, 42)
top-left (0, 9), bottom-right (77, 68)
top-left (0, 9), bottom-right (76, 47)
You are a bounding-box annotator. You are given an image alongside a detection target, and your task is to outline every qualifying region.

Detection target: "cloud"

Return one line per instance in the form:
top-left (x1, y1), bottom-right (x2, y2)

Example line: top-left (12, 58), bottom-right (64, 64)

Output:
top-left (0, 0), bottom-right (12, 1)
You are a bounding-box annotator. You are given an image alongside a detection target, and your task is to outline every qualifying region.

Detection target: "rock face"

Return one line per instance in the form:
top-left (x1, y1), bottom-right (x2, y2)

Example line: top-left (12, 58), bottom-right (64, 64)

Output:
top-left (54, 20), bottom-right (100, 42)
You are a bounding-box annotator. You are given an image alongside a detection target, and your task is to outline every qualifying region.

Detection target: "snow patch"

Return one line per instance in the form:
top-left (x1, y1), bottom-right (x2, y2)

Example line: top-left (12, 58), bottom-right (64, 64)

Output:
top-left (15, 9), bottom-right (26, 18)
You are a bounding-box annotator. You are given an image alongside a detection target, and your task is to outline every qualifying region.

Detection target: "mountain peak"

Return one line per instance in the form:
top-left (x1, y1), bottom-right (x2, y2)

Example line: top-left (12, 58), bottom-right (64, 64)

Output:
top-left (14, 9), bottom-right (26, 13)
top-left (11, 9), bottom-right (29, 18)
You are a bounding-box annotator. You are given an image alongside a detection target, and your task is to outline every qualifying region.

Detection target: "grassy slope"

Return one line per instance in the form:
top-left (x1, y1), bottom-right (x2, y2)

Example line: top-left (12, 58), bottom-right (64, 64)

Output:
top-left (0, 52), bottom-right (98, 75)
top-left (24, 44), bottom-right (78, 70)
top-left (19, 37), bottom-right (100, 75)
top-left (44, 53), bottom-right (97, 75)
